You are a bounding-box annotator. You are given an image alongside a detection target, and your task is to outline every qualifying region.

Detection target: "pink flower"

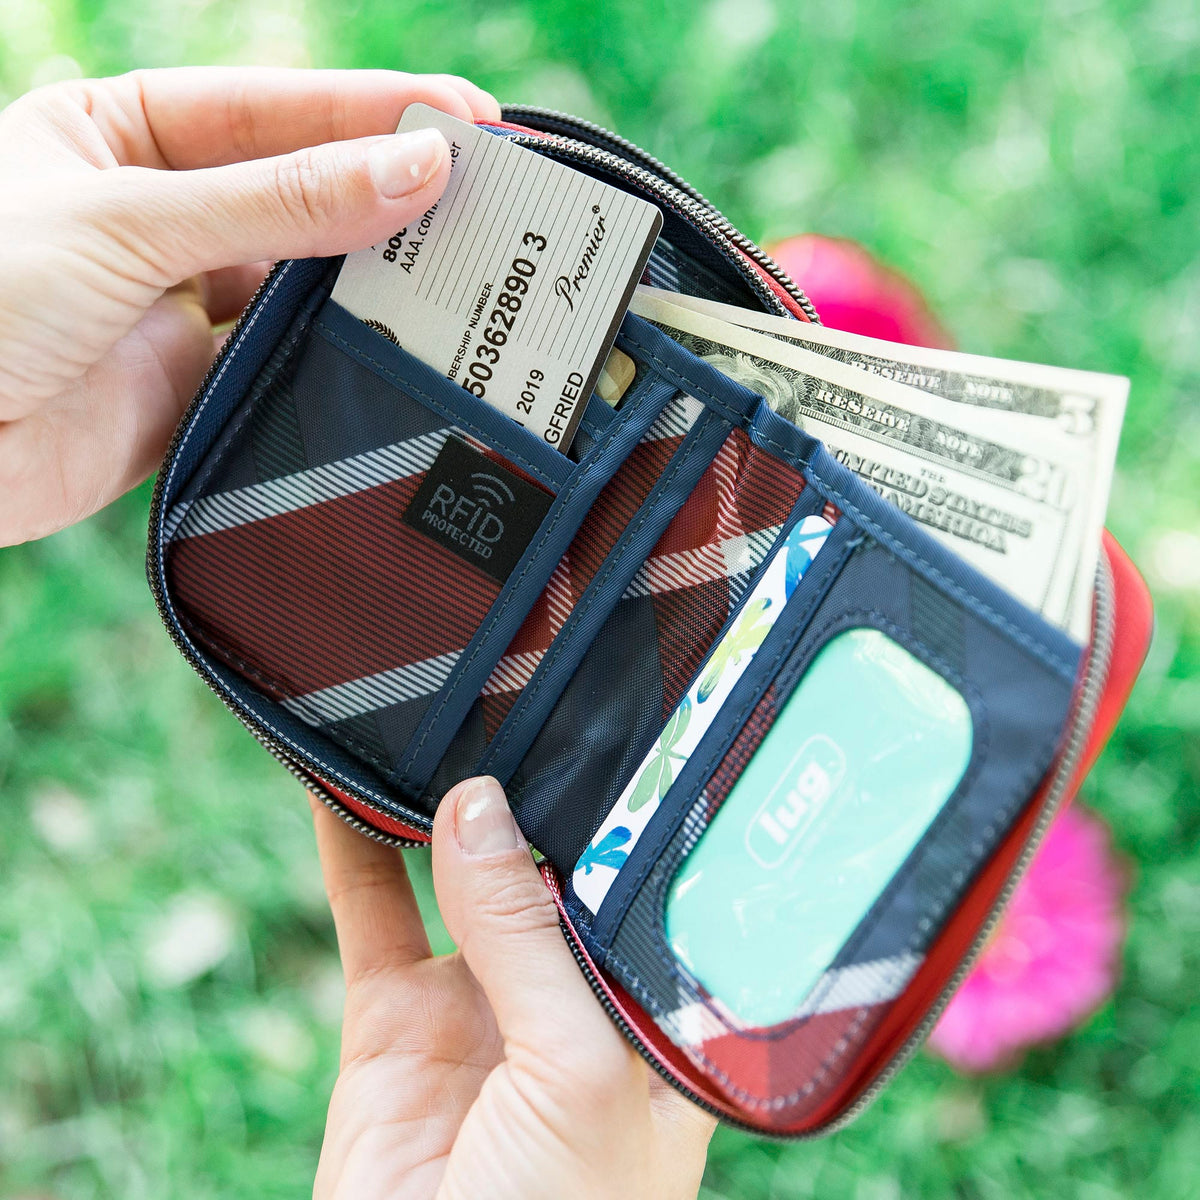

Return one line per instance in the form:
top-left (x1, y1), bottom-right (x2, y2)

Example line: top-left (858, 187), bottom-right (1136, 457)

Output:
top-left (927, 803), bottom-right (1127, 1074)
top-left (766, 234), bottom-right (955, 349)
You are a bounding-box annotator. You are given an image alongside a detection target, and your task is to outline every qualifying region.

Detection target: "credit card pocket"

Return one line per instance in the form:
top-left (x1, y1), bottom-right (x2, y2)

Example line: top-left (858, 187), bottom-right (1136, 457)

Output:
top-left (571, 499), bottom-right (842, 916)
top-left (577, 441), bottom-right (1082, 1130)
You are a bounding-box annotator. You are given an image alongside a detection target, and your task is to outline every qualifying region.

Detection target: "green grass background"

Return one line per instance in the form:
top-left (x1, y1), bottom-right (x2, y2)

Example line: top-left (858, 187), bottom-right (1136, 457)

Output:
top-left (1, 1), bottom-right (1198, 1196)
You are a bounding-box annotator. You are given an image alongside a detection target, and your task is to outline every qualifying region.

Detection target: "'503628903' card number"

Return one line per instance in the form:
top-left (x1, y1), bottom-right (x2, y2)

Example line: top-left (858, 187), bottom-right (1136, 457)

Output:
top-left (463, 231), bottom-right (546, 404)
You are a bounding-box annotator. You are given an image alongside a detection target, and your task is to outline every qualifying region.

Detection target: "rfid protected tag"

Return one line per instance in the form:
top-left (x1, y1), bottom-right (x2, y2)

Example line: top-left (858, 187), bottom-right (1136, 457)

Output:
top-left (402, 435), bottom-right (554, 582)
top-left (664, 627), bottom-right (973, 1028)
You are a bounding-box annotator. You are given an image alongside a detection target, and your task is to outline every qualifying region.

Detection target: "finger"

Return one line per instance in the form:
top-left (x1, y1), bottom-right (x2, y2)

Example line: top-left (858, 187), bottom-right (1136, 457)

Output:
top-left (74, 67), bottom-right (500, 169)
top-left (198, 261), bottom-right (271, 326)
top-left (84, 128), bottom-right (452, 283)
top-left (310, 795), bottom-right (432, 982)
top-left (431, 777), bottom-right (628, 1065)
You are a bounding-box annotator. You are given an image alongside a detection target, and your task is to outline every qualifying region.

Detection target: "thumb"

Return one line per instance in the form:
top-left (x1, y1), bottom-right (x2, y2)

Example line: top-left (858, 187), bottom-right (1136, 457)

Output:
top-left (431, 776), bottom-right (629, 1066)
top-left (86, 126), bottom-right (451, 284)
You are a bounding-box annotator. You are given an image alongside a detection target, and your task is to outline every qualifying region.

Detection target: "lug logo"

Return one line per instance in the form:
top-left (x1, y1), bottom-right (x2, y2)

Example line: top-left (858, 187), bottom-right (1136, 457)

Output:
top-left (402, 436), bottom-right (553, 583)
top-left (744, 734), bottom-right (846, 869)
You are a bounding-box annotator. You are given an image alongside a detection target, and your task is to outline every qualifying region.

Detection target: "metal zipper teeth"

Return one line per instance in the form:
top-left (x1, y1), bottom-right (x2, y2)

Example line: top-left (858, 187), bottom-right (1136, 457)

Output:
top-left (276, 751), bottom-right (428, 848)
top-left (503, 129), bottom-right (819, 323)
top-left (550, 562), bottom-right (1116, 1140)
top-left (503, 105), bottom-right (723, 211)
top-left (502, 106), bottom-right (822, 325)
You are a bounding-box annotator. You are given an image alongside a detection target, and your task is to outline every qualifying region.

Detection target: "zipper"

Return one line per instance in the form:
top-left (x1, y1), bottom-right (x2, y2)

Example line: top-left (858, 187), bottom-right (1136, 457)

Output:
top-left (501, 105), bottom-right (821, 324)
top-left (502, 105), bottom-right (726, 213)
top-left (547, 559), bottom-right (1116, 1139)
top-left (279, 752), bottom-right (427, 849)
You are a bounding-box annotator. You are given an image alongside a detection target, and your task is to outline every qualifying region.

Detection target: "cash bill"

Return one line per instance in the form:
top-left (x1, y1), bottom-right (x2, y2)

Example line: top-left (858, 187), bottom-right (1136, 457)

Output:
top-left (639, 285), bottom-right (1128, 638)
top-left (629, 290), bottom-right (1104, 640)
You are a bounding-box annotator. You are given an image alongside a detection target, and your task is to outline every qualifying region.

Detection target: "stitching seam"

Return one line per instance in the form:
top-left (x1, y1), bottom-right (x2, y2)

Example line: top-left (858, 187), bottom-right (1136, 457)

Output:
top-left (396, 383), bottom-right (670, 786)
top-left (484, 411), bottom-right (726, 772)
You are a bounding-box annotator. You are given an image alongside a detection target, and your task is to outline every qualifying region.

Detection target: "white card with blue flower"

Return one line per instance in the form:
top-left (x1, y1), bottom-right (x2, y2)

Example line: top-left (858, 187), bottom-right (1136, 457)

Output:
top-left (573, 513), bottom-right (834, 915)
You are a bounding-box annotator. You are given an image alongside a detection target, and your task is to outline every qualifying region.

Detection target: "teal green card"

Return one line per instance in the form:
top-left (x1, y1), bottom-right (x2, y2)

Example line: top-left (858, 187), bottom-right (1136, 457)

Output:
top-left (664, 627), bottom-right (973, 1028)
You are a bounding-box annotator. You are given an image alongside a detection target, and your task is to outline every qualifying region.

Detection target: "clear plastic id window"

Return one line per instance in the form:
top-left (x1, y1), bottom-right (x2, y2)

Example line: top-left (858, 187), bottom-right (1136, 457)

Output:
top-left (665, 627), bottom-right (973, 1028)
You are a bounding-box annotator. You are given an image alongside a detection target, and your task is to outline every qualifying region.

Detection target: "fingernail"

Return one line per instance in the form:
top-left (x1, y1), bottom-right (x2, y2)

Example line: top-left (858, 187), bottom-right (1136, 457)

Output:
top-left (369, 128), bottom-right (447, 199)
top-left (454, 776), bottom-right (524, 856)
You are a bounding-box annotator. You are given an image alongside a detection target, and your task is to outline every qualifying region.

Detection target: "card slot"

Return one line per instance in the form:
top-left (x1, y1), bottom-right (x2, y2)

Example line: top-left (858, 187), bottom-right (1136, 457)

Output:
top-left (393, 372), bottom-right (687, 796)
top-left (566, 488), bottom-right (838, 915)
top-left (419, 375), bottom-right (720, 805)
top-left (475, 407), bottom-right (733, 783)
top-left (588, 533), bottom-right (1083, 1130)
top-left (582, 515), bottom-right (863, 947)
top-left (467, 417), bottom-right (816, 868)
top-left (314, 299), bottom-right (573, 493)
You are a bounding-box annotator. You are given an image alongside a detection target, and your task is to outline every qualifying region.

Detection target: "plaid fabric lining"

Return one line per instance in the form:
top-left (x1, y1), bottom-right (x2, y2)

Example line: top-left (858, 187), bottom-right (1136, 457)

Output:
top-left (165, 419), bottom-right (542, 775)
top-left (165, 388), bottom-right (709, 783)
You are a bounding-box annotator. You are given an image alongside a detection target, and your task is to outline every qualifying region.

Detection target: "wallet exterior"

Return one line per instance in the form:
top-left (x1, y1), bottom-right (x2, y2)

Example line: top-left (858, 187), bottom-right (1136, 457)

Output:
top-left (147, 111), bottom-right (1153, 1136)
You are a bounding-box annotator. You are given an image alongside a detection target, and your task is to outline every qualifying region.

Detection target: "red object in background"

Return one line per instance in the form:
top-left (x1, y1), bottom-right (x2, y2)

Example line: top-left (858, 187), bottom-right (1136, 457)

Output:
top-left (767, 233), bottom-right (956, 348)
top-left (927, 803), bottom-right (1127, 1072)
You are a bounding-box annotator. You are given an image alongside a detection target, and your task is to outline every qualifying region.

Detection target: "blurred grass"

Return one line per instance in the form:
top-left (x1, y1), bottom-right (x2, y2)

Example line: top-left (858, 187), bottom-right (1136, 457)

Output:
top-left (1, 1), bottom-right (1198, 1196)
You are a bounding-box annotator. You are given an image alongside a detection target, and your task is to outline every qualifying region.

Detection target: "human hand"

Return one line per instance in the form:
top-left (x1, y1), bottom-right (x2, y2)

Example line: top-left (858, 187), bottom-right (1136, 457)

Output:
top-left (0, 67), bottom-right (500, 546)
top-left (309, 777), bottom-right (716, 1200)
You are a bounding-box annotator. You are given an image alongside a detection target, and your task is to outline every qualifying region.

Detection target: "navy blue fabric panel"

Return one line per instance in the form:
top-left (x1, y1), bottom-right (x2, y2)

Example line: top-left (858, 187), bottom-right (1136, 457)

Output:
top-left (397, 374), bottom-right (682, 795)
top-left (157, 257), bottom-right (338, 512)
top-left (325, 712), bottom-right (391, 769)
top-left (424, 703), bottom-right (489, 802)
top-left (477, 411), bottom-right (733, 787)
top-left (290, 323), bottom-right (448, 469)
top-left (368, 693), bottom-right (443, 770)
top-left (579, 392), bottom-right (617, 438)
top-left (766, 539), bottom-right (1074, 971)
top-left (315, 300), bottom-right (572, 493)
top-left (513, 594), bottom-right (665, 865)
top-left (594, 532), bottom-right (1078, 1032)
top-left (205, 431), bottom-right (260, 494)
top-left (249, 374), bottom-right (308, 482)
